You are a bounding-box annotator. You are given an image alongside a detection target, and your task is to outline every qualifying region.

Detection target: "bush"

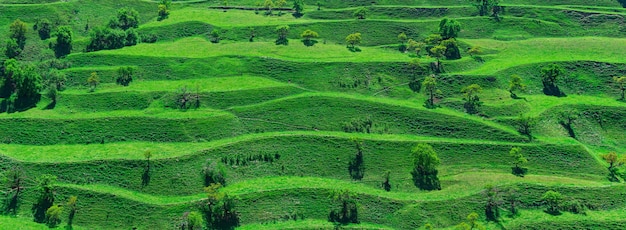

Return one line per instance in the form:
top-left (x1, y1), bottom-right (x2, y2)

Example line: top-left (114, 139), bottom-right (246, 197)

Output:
top-left (562, 198), bottom-right (587, 215)
top-left (54, 26), bottom-right (72, 58)
top-left (35, 19), bottom-right (53, 40)
top-left (203, 161), bottom-right (227, 186)
top-left (4, 39), bottom-right (21, 58)
top-left (140, 32), bottom-right (158, 43)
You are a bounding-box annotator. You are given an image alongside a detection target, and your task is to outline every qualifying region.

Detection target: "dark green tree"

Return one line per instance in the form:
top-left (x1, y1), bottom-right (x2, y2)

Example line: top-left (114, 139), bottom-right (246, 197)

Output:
top-left (461, 84), bottom-right (482, 114)
top-left (9, 19), bottom-right (27, 49)
top-left (345, 33), bottom-right (362, 51)
top-left (301, 29), bottom-right (319, 46)
top-left (125, 28), bottom-right (140, 46)
top-left (45, 204), bottom-right (62, 227)
top-left (509, 74), bottom-right (526, 98)
top-left (348, 138), bottom-right (364, 180)
top-left (354, 7), bottom-right (368, 19)
top-left (329, 189), bottom-right (359, 224)
top-left (275, 25), bottom-right (289, 45)
top-left (33, 174), bottom-right (57, 223)
top-left (1, 166), bottom-right (26, 215)
top-left (158, 0), bottom-right (172, 21)
top-left (422, 75), bottom-right (439, 108)
top-left (614, 76), bottom-right (625, 100)
top-left (293, 0), bottom-right (305, 17)
top-left (210, 29), bottom-right (221, 43)
top-left (202, 183), bottom-right (240, 229)
top-left (469, 0), bottom-right (501, 17)
top-left (4, 39), bottom-right (21, 59)
top-left (542, 190), bottom-right (563, 215)
top-left (116, 66), bottom-right (134, 86)
top-left (35, 19), bottom-right (53, 40)
top-left (541, 64), bottom-right (565, 96)
top-left (439, 18), bottom-right (461, 39)
top-left (483, 185), bottom-right (503, 221)
top-left (381, 170), bottom-right (391, 191)
top-left (509, 147), bottom-right (528, 176)
top-left (516, 114), bottom-right (535, 141)
top-left (54, 26), bottom-right (73, 58)
top-left (1, 59), bottom-right (43, 110)
top-left (109, 8), bottom-right (140, 30)
top-left (411, 143), bottom-right (441, 190)
top-left (66, 196), bottom-right (78, 227)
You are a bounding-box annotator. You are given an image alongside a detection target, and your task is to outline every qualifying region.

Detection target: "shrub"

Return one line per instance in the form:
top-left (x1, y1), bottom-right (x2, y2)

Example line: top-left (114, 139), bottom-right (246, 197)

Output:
top-left (116, 66), bottom-right (134, 86)
top-left (35, 19), bottom-right (53, 40)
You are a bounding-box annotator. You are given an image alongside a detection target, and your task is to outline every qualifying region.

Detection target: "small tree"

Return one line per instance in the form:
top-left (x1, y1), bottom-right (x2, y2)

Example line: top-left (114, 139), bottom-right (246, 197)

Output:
top-left (263, 0), bottom-right (274, 15)
top-left (54, 26), bottom-right (73, 58)
top-left (35, 19), bottom-right (53, 40)
top-left (5, 39), bottom-right (21, 59)
top-left (0, 166), bottom-right (26, 215)
top-left (516, 114), bottom-right (535, 141)
top-left (10, 19), bottom-right (28, 49)
top-left (275, 25), bottom-right (289, 45)
top-left (398, 32), bottom-right (408, 52)
top-left (109, 8), bottom-right (140, 30)
top-left (300, 29), bottom-right (319, 47)
top-left (541, 64), bottom-right (565, 96)
top-left (348, 138), bottom-right (365, 180)
top-left (456, 212), bottom-right (485, 230)
top-left (45, 204), bottom-right (63, 227)
top-left (116, 66), bottom-right (134, 86)
top-left (210, 29), bottom-right (221, 43)
top-left (483, 185), bottom-right (503, 221)
top-left (66, 196), bottom-right (78, 227)
top-left (509, 147), bottom-right (528, 176)
top-left (439, 18), bottom-right (461, 39)
top-left (329, 189), bottom-right (359, 224)
top-left (203, 183), bottom-right (239, 229)
top-left (430, 45), bottom-right (446, 72)
top-left (87, 72), bottom-right (100, 92)
top-left (142, 150), bottom-right (152, 187)
top-left (407, 39), bottom-right (425, 57)
top-left (345, 33), bottom-right (362, 51)
top-left (461, 84), bottom-right (482, 114)
top-left (33, 174), bottom-right (57, 223)
top-left (354, 7), bottom-right (368, 19)
top-left (469, 0), bottom-right (501, 16)
top-left (422, 75), bottom-right (438, 109)
top-left (293, 0), bottom-right (305, 17)
top-left (601, 152), bottom-right (625, 181)
top-left (509, 74), bottom-right (526, 98)
top-left (382, 170), bottom-right (391, 192)
top-left (614, 76), bottom-right (626, 100)
top-left (157, 0), bottom-right (172, 21)
top-left (411, 144), bottom-right (441, 190)
top-left (275, 0), bottom-right (287, 15)
top-left (467, 46), bottom-right (482, 57)
top-left (504, 187), bottom-right (521, 217)
top-left (542, 190), bottom-right (563, 215)
top-left (187, 211), bottom-right (203, 230)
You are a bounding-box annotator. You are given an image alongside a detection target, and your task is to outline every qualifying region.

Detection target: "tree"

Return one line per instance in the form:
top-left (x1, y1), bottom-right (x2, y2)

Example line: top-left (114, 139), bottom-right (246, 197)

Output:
top-left (516, 114), bottom-right (535, 141)
top-left (203, 183), bottom-right (240, 229)
top-left (509, 74), bottom-right (525, 98)
top-left (142, 150), bottom-right (152, 187)
top-left (0, 166), bottom-right (26, 215)
top-left (109, 8), bottom-right (140, 30)
top-left (430, 45), bottom-right (446, 72)
top-left (541, 64), bottom-right (565, 96)
top-left (35, 19), bottom-right (53, 40)
top-left (504, 187), bottom-right (521, 217)
top-left (275, 25), bottom-right (289, 45)
top-left (483, 185), bottom-right (503, 221)
top-left (461, 84), bottom-right (482, 114)
top-left (354, 7), bottom-right (368, 19)
top-left (263, 0), bottom-right (274, 15)
top-left (456, 212), bottom-right (486, 230)
top-left (203, 161), bottom-right (227, 186)
top-left (439, 18), bottom-right (461, 39)
top-left (157, 0), bottom-right (172, 21)
top-left (509, 147), bottom-right (528, 176)
top-left (87, 72), bottom-right (100, 92)
top-left (125, 28), bottom-right (140, 46)
top-left (46, 205), bottom-right (63, 227)
top-left (381, 170), bottom-right (391, 191)
top-left (187, 211), bottom-right (203, 230)
top-left (614, 76), bottom-right (626, 100)
top-left (275, 0), bottom-right (287, 15)
top-left (10, 19), bottom-right (27, 49)
top-left (398, 32), bottom-right (408, 52)
top-left (66, 196), bottom-right (78, 227)
top-left (441, 38), bottom-right (461, 60)
top-left (348, 138), bottom-right (364, 180)
top-left (33, 174), bottom-right (57, 223)
top-left (116, 66), bottom-right (134, 86)
top-left (542, 190), bottom-right (563, 215)
top-left (601, 152), bottom-right (625, 181)
top-left (345, 33), bottom-right (362, 51)
top-left (469, 0), bottom-right (500, 17)
top-left (1, 59), bottom-right (43, 110)
top-left (54, 26), bottom-right (73, 58)
top-left (422, 75), bottom-right (438, 108)
top-left (411, 143), bottom-right (441, 190)
top-left (300, 29), bottom-right (319, 46)
top-left (329, 189), bottom-right (359, 224)
top-left (210, 29), bottom-right (221, 43)
top-left (407, 39), bottom-right (425, 57)
top-left (424, 34), bottom-right (443, 47)
top-left (293, 0), bottom-right (305, 17)
top-left (5, 39), bottom-right (21, 59)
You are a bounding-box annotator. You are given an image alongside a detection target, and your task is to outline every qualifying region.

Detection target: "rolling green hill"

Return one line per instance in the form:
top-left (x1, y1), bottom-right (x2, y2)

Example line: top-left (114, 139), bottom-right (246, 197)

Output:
top-left (1, 0), bottom-right (625, 229)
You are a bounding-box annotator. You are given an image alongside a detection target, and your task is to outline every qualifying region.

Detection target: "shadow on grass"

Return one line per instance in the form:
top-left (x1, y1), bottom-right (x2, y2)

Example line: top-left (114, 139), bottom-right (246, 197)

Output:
top-left (511, 167), bottom-right (528, 177)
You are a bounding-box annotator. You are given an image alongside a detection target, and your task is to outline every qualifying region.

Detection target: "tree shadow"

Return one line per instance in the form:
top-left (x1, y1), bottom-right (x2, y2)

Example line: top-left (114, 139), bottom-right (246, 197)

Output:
top-left (544, 209), bottom-right (562, 216)
top-left (559, 121), bottom-right (576, 139)
top-left (511, 167), bottom-right (527, 177)
top-left (542, 83), bottom-right (566, 97)
top-left (302, 39), bottom-right (318, 47)
top-left (328, 204), bottom-right (358, 225)
top-left (141, 165), bottom-right (150, 188)
top-left (3, 192), bottom-right (19, 215)
top-left (292, 12), bottom-right (303, 18)
top-left (411, 169), bottom-right (441, 191)
top-left (32, 196), bottom-right (53, 223)
top-left (347, 47), bottom-right (361, 52)
top-left (44, 100), bottom-right (56, 110)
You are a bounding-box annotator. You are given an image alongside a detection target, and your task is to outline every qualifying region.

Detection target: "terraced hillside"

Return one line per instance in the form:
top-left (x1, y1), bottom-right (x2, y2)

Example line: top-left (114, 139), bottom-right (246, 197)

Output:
top-left (1, 0), bottom-right (626, 229)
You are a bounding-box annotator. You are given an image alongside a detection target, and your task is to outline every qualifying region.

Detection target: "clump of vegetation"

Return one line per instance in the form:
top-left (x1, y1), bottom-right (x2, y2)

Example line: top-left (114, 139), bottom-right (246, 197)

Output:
top-left (353, 7), bottom-right (368, 19)
top-left (509, 147), bottom-right (528, 176)
top-left (301, 29), bottom-right (319, 47)
top-left (202, 183), bottom-right (240, 229)
top-left (116, 66), bottom-right (134, 86)
top-left (542, 190), bottom-right (563, 215)
top-left (348, 138), bottom-right (365, 180)
top-left (541, 64), bottom-right (566, 97)
top-left (328, 189), bottom-right (359, 224)
top-left (601, 152), bottom-right (625, 181)
top-left (345, 32), bottom-right (362, 52)
top-left (461, 84), bottom-right (482, 114)
top-left (275, 25), bottom-right (289, 45)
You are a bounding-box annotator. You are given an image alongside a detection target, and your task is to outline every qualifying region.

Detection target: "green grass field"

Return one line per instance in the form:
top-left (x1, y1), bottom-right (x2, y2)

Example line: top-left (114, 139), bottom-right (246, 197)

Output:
top-left (1, 0), bottom-right (626, 229)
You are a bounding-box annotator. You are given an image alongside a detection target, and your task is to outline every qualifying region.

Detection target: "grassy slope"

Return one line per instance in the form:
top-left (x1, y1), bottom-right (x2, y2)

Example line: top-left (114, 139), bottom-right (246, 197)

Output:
top-left (1, 0), bottom-right (626, 229)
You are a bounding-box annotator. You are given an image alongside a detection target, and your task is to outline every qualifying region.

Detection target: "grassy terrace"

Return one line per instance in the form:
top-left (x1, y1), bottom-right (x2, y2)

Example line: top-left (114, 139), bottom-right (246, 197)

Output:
top-left (0, 0), bottom-right (625, 229)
